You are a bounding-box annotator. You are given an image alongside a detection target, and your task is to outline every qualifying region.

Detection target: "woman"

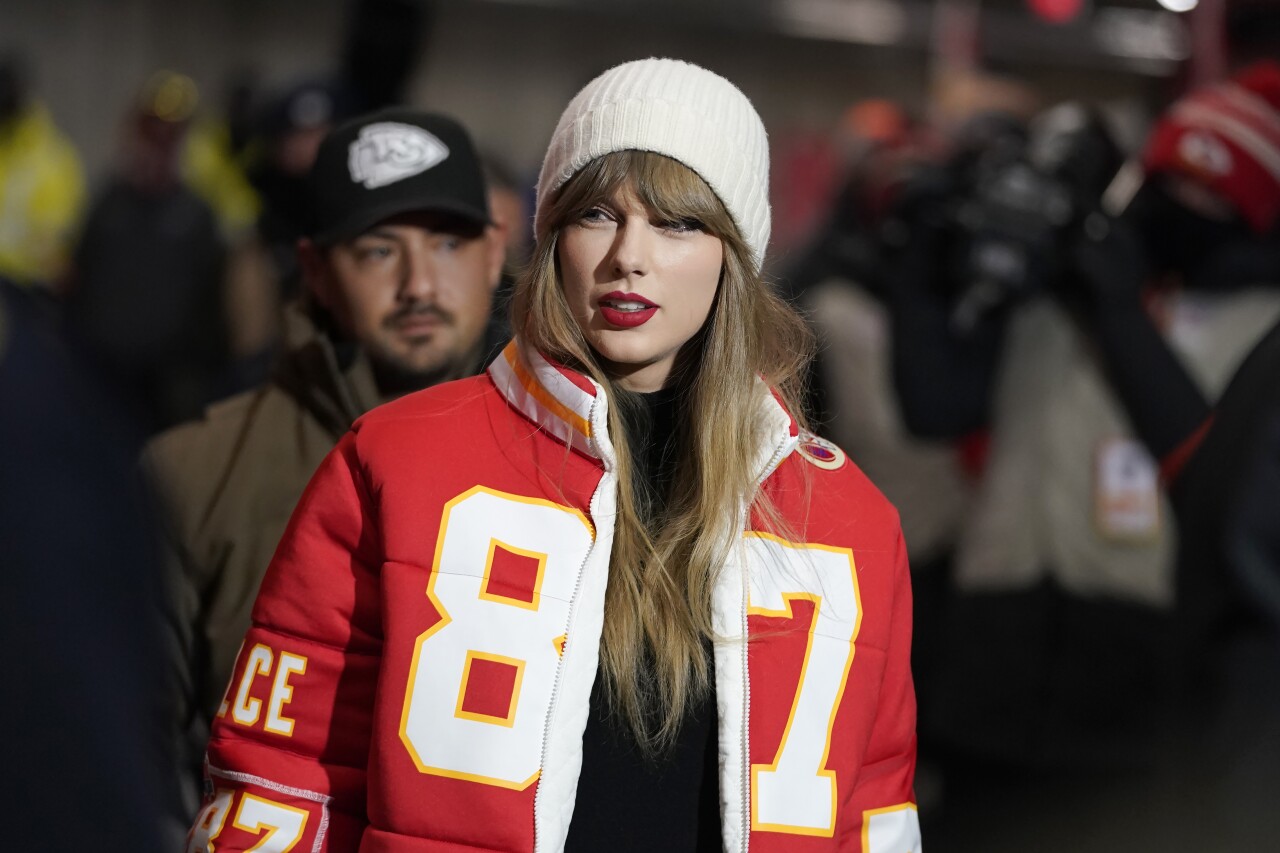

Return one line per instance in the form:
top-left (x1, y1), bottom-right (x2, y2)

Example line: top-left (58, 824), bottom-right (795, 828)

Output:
top-left (189, 58), bottom-right (919, 853)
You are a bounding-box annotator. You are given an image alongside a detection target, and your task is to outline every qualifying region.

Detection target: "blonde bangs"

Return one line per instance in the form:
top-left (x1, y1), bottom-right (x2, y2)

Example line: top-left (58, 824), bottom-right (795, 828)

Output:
top-left (541, 151), bottom-right (739, 247)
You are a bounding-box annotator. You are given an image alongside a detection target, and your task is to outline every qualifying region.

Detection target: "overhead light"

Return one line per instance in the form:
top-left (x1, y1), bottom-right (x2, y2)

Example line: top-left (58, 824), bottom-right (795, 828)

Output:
top-left (1156, 0), bottom-right (1198, 12)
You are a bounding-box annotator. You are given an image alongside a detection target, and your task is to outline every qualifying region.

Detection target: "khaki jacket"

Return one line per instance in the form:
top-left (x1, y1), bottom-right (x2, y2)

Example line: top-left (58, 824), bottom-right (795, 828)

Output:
top-left (146, 308), bottom-right (380, 804)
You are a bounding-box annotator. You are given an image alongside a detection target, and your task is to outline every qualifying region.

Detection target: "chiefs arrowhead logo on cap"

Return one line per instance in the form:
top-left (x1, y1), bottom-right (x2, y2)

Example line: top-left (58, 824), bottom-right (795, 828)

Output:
top-left (348, 122), bottom-right (450, 189)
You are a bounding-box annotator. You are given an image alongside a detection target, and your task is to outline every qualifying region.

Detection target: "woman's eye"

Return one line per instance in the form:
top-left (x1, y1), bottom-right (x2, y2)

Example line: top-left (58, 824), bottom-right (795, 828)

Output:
top-left (660, 217), bottom-right (703, 234)
top-left (579, 206), bottom-right (609, 223)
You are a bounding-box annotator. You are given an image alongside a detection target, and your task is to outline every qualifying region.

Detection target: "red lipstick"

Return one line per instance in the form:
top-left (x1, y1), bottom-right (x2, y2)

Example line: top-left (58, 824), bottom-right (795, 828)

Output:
top-left (598, 291), bottom-right (658, 328)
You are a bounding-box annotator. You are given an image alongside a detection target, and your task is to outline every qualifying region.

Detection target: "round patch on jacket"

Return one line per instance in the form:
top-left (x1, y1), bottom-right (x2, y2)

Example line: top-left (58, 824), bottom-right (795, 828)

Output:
top-left (797, 433), bottom-right (847, 471)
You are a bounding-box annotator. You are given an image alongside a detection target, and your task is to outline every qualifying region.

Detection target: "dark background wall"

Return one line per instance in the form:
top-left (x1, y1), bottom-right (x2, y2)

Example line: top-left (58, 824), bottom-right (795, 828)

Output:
top-left (2, 0), bottom-right (1172, 182)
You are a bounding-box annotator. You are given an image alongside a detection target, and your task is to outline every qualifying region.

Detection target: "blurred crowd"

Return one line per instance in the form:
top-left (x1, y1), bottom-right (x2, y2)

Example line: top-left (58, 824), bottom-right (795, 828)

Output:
top-left (779, 17), bottom-right (1280, 851)
top-left (3, 0), bottom-right (1280, 849)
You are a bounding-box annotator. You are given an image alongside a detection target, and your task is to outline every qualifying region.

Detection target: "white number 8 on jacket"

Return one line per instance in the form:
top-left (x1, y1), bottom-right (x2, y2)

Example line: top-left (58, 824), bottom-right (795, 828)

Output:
top-left (398, 487), bottom-right (595, 789)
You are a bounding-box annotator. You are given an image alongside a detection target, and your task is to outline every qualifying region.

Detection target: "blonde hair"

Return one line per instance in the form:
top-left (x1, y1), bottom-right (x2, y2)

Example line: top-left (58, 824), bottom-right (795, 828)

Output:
top-left (512, 150), bottom-right (813, 752)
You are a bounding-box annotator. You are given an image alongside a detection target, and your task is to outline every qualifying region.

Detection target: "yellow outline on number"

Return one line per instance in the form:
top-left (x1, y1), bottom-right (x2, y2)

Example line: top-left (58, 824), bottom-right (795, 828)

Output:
top-left (862, 802), bottom-right (919, 852)
top-left (198, 788), bottom-right (234, 848)
top-left (479, 537), bottom-right (548, 610)
top-left (397, 485), bottom-right (593, 791)
top-left (454, 650), bottom-right (526, 727)
top-left (744, 531), bottom-right (863, 837)
top-left (232, 792), bottom-right (310, 852)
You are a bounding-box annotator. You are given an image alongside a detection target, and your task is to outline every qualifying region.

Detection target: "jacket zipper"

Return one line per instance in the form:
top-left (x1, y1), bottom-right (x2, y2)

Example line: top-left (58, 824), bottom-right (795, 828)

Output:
top-left (533, 405), bottom-right (612, 853)
top-left (740, 436), bottom-right (793, 853)
top-left (532, 504), bottom-right (599, 853)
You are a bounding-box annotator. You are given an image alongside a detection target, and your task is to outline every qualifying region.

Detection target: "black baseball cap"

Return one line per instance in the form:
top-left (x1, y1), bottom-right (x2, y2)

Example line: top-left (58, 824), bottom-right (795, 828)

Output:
top-left (309, 107), bottom-right (491, 245)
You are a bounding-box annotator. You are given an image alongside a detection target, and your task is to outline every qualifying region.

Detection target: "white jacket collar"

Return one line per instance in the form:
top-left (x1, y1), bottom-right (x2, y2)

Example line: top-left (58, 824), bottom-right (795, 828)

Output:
top-left (487, 339), bottom-right (799, 477)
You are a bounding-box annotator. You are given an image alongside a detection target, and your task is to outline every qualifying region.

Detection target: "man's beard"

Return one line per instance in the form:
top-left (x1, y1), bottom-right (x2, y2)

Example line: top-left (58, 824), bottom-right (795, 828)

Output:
top-left (370, 305), bottom-right (482, 398)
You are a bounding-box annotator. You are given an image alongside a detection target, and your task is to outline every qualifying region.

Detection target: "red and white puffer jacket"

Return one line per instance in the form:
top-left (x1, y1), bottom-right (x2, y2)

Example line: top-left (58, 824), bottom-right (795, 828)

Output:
top-left (188, 340), bottom-right (920, 853)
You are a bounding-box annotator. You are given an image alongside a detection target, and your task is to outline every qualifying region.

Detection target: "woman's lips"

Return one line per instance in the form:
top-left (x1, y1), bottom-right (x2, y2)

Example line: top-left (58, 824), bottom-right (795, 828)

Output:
top-left (599, 292), bottom-right (658, 328)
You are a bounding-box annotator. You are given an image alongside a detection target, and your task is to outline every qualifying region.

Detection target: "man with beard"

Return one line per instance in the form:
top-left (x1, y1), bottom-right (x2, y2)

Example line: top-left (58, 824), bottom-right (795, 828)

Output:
top-left (146, 108), bottom-right (505, 817)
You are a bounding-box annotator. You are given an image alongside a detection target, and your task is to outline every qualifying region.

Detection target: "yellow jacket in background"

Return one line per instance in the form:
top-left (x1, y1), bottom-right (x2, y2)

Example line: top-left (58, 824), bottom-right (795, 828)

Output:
top-left (0, 103), bottom-right (86, 288)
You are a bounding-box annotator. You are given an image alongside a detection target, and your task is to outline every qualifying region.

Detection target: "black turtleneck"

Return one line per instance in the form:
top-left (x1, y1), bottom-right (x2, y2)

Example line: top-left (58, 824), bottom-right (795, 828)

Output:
top-left (632, 384), bottom-right (682, 522)
top-left (563, 387), bottom-right (722, 852)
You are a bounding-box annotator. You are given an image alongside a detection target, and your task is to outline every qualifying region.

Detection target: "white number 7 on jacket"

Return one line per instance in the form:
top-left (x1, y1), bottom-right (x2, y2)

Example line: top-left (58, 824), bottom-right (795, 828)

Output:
top-left (745, 533), bottom-right (861, 837)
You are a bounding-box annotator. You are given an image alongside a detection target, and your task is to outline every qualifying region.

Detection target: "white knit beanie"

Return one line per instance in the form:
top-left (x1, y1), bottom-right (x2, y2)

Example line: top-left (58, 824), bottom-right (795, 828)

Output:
top-left (535, 57), bottom-right (771, 270)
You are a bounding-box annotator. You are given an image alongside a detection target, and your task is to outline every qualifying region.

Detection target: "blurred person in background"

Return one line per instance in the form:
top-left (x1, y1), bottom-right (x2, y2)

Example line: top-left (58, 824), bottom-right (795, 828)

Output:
top-left (220, 76), bottom-right (357, 392)
top-left (181, 70), bottom-right (279, 389)
top-left (0, 278), bottom-right (181, 847)
top-left (885, 61), bottom-right (1280, 851)
top-left (183, 70), bottom-right (263, 243)
top-left (0, 53), bottom-right (86, 293)
top-left (1066, 58), bottom-right (1280, 849)
top-left (146, 108), bottom-right (505, 819)
top-left (63, 70), bottom-right (228, 434)
top-left (247, 77), bottom-right (355, 294)
top-left (1164, 313), bottom-right (1280, 850)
